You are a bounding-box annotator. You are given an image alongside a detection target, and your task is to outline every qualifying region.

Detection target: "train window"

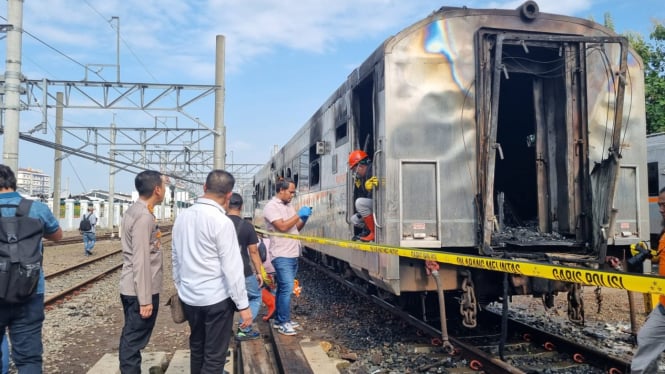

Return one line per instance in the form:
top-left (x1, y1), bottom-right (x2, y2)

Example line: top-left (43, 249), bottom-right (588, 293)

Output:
top-left (332, 154), bottom-right (338, 174)
top-left (309, 144), bottom-right (320, 187)
top-left (299, 151), bottom-right (309, 190)
top-left (286, 168), bottom-right (291, 178)
top-left (310, 160), bottom-right (320, 186)
top-left (309, 144), bottom-right (319, 163)
top-left (648, 162), bottom-right (659, 196)
top-left (335, 121), bottom-right (348, 146)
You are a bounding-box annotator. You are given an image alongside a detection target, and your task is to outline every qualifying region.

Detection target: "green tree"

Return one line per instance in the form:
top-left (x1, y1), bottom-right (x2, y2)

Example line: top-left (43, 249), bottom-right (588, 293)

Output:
top-left (628, 23), bottom-right (665, 133)
top-left (645, 24), bottom-right (665, 133)
top-left (603, 13), bottom-right (665, 133)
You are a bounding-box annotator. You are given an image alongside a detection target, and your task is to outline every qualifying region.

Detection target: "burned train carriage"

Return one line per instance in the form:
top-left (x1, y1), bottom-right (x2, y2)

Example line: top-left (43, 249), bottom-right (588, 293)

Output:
top-left (253, 1), bottom-right (648, 323)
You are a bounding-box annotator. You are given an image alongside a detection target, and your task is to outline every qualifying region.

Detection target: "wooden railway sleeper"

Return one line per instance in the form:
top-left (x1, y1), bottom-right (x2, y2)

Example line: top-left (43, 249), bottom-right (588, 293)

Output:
top-left (425, 261), bottom-right (455, 354)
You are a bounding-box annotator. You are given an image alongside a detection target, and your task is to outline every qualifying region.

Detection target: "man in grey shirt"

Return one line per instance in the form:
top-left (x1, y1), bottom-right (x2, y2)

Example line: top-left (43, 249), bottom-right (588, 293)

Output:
top-left (118, 170), bottom-right (166, 373)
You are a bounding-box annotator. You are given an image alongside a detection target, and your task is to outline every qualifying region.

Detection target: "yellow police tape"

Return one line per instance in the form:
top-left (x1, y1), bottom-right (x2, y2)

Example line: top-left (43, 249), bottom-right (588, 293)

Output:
top-left (257, 229), bottom-right (665, 295)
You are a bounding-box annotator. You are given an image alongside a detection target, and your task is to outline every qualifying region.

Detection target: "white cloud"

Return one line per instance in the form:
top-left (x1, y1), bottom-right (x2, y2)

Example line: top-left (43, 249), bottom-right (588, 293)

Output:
top-left (12, 0), bottom-right (447, 81)
top-left (9, 0), bottom-right (601, 83)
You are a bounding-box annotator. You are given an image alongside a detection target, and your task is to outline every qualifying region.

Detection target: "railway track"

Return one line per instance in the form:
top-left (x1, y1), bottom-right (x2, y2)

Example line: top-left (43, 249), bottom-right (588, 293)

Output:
top-left (462, 311), bottom-right (630, 373)
top-left (301, 256), bottom-right (632, 373)
top-left (43, 223), bottom-right (173, 247)
top-left (233, 319), bottom-right (317, 374)
top-left (43, 232), bottom-right (117, 247)
top-left (44, 231), bottom-right (172, 308)
top-left (44, 250), bottom-right (123, 308)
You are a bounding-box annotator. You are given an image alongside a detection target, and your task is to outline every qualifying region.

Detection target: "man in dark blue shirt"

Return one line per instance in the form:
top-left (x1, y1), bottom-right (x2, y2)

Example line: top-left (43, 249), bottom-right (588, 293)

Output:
top-left (0, 164), bottom-right (62, 373)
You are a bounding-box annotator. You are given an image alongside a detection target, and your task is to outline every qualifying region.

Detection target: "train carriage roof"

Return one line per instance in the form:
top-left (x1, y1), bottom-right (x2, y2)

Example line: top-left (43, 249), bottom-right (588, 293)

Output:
top-left (266, 1), bottom-right (638, 166)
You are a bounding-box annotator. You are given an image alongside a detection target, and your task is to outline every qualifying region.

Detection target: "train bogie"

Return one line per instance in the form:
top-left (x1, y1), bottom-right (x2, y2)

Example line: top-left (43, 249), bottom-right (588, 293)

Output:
top-left (254, 1), bottom-right (648, 315)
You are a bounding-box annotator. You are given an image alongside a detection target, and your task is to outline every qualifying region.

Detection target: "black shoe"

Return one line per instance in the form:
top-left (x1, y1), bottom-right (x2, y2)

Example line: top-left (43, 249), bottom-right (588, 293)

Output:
top-left (352, 228), bottom-right (370, 241)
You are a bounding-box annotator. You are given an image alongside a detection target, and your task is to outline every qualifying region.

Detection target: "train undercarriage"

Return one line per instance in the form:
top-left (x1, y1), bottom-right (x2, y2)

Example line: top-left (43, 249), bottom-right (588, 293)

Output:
top-left (302, 245), bottom-right (592, 339)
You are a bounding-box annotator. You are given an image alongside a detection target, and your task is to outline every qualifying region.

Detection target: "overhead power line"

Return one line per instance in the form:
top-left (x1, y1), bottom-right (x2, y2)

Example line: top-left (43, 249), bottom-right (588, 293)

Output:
top-left (4, 130), bottom-right (203, 185)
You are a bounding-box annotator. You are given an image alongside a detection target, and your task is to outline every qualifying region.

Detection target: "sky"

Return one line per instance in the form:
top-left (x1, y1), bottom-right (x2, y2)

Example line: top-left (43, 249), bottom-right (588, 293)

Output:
top-left (0, 0), bottom-right (664, 195)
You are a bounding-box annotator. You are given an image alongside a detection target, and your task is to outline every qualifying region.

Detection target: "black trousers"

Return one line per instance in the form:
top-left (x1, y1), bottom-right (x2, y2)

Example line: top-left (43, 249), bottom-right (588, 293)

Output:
top-left (183, 297), bottom-right (235, 374)
top-left (118, 294), bottom-right (159, 374)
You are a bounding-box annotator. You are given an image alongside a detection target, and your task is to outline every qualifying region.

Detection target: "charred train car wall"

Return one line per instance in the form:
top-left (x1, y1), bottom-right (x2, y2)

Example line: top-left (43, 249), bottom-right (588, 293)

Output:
top-left (253, 2), bottom-right (648, 305)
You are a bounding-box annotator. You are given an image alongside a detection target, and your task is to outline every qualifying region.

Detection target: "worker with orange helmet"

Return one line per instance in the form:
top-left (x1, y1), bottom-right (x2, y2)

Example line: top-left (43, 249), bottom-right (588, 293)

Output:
top-left (348, 150), bottom-right (378, 242)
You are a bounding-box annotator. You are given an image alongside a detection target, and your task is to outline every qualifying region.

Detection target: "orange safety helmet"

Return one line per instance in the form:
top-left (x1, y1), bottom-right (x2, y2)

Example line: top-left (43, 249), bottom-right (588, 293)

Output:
top-left (348, 150), bottom-right (368, 169)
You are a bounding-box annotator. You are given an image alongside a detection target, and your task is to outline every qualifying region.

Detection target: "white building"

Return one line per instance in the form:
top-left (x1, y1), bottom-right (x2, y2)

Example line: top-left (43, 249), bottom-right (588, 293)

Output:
top-left (17, 168), bottom-right (51, 196)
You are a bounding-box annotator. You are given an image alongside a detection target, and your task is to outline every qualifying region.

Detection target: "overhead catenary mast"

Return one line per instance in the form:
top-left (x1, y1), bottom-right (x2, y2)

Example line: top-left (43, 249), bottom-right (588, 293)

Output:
top-left (2, 0), bottom-right (24, 171)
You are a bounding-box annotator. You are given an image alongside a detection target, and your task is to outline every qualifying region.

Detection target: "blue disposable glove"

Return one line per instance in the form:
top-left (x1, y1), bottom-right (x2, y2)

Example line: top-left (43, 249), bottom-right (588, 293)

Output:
top-left (298, 206), bottom-right (312, 223)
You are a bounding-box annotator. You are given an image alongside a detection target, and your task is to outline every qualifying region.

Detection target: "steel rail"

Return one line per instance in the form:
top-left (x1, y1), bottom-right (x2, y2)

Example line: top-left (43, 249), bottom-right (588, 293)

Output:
top-left (45, 249), bottom-right (122, 280)
top-left (44, 263), bottom-right (122, 307)
top-left (299, 257), bottom-right (526, 374)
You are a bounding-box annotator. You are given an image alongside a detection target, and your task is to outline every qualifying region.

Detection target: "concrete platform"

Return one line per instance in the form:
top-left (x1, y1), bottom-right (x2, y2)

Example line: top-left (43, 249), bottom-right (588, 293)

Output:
top-left (164, 350), bottom-right (189, 374)
top-left (86, 352), bottom-right (168, 374)
top-left (87, 339), bottom-right (340, 373)
top-left (164, 348), bottom-right (235, 373)
top-left (88, 348), bottom-right (234, 374)
top-left (300, 338), bottom-right (345, 373)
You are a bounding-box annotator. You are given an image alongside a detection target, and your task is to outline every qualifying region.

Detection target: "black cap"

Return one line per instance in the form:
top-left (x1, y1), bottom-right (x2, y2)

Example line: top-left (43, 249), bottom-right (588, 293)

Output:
top-left (229, 192), bottom-right (243, 208)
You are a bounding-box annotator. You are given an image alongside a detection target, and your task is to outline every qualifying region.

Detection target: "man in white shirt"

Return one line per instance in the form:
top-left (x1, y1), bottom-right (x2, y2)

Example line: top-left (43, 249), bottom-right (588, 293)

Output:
top-left (172, 170), bottom-right (252, 373)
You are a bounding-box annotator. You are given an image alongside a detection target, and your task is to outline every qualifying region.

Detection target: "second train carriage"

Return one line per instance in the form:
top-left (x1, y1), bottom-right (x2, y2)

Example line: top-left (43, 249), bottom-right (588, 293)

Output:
top-left (647, 133), bottom-right (665, 247)
top-left (253, 1), bottom-right (649, 323)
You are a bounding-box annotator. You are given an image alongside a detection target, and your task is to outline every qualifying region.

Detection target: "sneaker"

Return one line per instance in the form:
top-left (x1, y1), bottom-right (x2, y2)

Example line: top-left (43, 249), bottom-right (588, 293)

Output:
top-left (272, 319), bottom-right (300, 329)
top-left (235, 329), bottom-right (260, 341)
top-left (277, 322), bottom-right (296, 336)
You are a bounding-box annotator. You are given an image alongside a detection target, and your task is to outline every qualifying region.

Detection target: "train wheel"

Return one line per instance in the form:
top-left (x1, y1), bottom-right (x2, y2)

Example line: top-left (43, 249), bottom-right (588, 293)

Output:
top-left (543, 341), bottom-right (555, 351)
top-left (573, 353), bottom-right (585, 363)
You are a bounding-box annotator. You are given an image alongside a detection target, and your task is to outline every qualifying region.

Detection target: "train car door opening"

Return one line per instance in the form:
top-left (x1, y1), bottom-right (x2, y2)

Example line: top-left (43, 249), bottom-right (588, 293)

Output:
top-left (349, 75), bottom-right (377, 238)
top-left (477, 32), bottom-right (589, 253)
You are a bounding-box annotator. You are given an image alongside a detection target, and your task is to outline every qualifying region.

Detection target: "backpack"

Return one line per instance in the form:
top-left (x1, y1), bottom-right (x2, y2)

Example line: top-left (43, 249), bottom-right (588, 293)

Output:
top-left (79, 213), bottom-right (92, 232)
top-left (256, 238), bottom-right (267, 263)
top-left (0, 199), bottom-right (44, 304)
